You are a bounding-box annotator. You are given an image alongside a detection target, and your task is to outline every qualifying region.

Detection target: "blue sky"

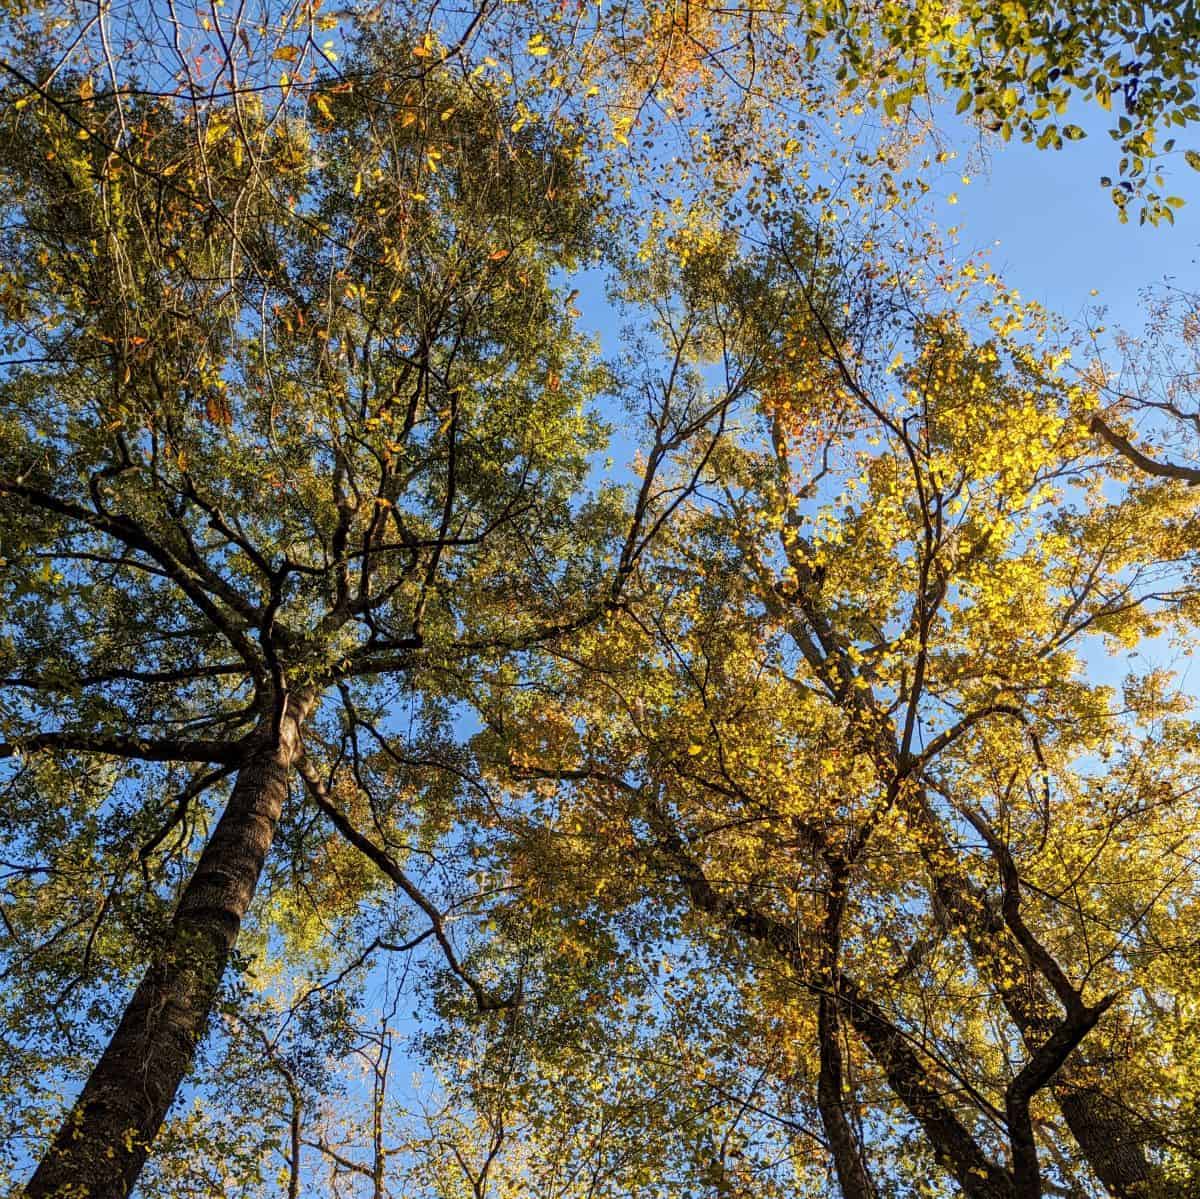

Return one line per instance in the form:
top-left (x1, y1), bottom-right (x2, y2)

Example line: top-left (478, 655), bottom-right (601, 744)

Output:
top-left (569, 115), bottom-right (1200, 390)
top-left (948, 130), bottom-right (1199, 330)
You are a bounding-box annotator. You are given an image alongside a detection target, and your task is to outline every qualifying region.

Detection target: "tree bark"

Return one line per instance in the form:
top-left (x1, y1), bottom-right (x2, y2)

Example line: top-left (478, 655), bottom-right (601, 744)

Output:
top-left (1054, 1090), bottom-right (1159, 1199)
top-left (817, 990), bottom-right (878, 1199)
top-left (25, 698), bottom-right (312, 1199)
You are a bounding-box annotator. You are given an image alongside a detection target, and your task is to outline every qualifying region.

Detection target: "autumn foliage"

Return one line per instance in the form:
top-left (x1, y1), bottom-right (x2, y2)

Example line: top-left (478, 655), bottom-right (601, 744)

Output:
top-left (2, 2), bottom-right (1200, 1198)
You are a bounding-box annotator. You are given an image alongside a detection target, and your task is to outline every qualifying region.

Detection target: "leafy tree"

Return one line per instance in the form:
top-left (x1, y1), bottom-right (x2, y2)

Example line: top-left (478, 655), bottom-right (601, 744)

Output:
top-left (805, 0), bottom-right (1200, 223)
top-left (3, 1), bottom-right (1200, 1197)
top-left (478, 0), bottom-right (1200, 223)
top-left (477, 226), bottom-right (1200, 1197)
top-left (0, 31), bottom-right (732, 1195)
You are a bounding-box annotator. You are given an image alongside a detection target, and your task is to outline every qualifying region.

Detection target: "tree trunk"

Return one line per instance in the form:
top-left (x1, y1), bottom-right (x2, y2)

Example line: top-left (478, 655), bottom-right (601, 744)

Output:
top-left (25, 700), bottom-right (311, 1199)
top-left (817, 991), bottom-right (878, 1199)
top-left (912, 808), bottom-right (1159, 1197)
top-left (1055, 1091), bottom-right (1158, 1198)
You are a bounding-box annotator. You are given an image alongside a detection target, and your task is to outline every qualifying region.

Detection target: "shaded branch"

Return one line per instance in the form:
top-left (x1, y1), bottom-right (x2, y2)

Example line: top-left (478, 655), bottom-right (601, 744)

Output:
top-left (0, 730), bottom-right (250, 764)
top-left (1090, 414), bottom-right (1200, 485)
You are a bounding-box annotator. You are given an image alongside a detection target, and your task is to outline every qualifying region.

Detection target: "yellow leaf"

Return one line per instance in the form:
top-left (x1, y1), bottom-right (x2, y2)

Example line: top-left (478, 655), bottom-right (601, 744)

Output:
top-left (272, 44), bottom-right (301, 63)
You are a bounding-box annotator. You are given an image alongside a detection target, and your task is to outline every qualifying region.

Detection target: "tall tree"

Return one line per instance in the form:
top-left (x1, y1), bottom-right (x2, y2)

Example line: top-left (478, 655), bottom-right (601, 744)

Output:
top-left (478, 225), bottom-right (1200, 1197)
top-left (0, 34), bottom-right (730, 1194)
top-left (3, 1), bottom-right (1200, 1196)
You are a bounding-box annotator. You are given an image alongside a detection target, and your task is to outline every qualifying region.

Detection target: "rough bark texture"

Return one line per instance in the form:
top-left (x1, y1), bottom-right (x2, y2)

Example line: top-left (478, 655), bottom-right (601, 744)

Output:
top-left (25, 702), bottom-right (310, 1199)
top-left (1055, 1091), bottom-right (1159, 1198)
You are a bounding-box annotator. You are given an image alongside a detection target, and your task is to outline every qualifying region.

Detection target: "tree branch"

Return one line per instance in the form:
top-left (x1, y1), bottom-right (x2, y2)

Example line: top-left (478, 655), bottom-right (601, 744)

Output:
top-left (0, 730), bottom-right (250, 764)
top-left (1090, 414), bottom-right (1200, 485)
top-left (296, 758), bottom-right (516, 1013)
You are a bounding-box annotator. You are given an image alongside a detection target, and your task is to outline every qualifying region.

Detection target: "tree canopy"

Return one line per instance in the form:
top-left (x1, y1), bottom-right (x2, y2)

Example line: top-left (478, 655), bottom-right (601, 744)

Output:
top-left (3, 2), bottom-right (1200, 1198)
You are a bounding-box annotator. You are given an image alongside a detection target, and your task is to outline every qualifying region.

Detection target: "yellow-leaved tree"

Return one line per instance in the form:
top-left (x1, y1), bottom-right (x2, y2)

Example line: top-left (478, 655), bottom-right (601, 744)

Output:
top-left (2, 0), bottom-right (1200, 1197)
